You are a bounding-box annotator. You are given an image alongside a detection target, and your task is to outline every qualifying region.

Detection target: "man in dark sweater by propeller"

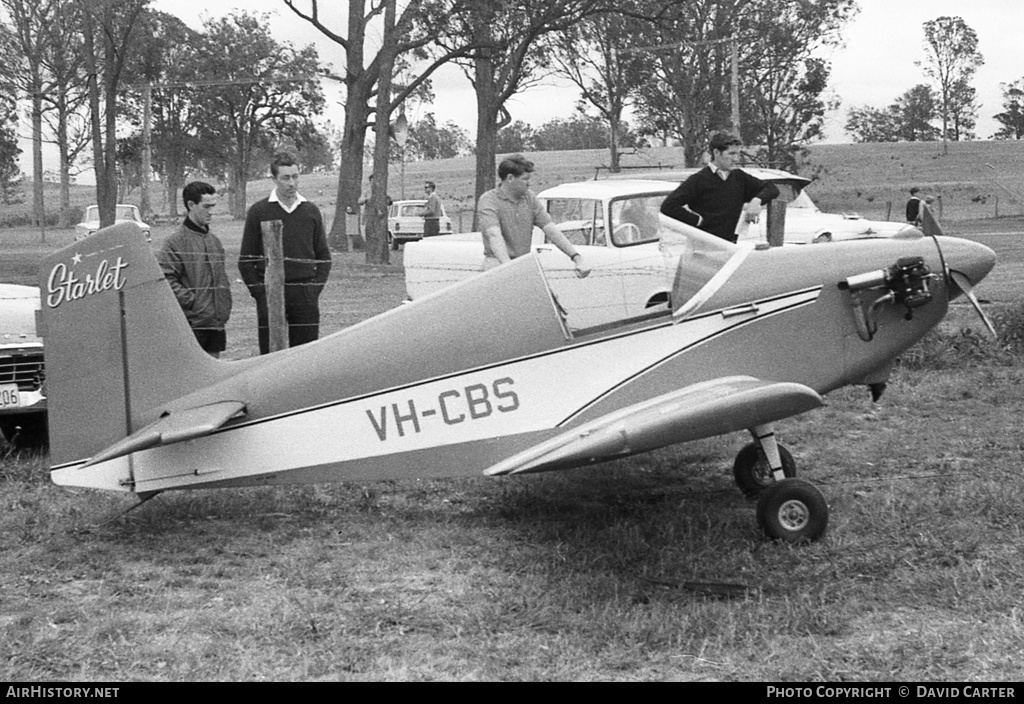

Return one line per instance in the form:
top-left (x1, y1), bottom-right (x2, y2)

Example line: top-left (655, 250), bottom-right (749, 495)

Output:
top-left (660, 132), bottom-right (780, 243)
top-left (239, 152), bottom-right (332, 354)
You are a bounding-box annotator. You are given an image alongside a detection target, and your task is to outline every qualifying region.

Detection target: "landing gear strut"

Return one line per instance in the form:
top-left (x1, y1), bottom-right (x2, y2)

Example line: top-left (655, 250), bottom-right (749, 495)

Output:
top-left (734, 425), bottom-right (829, 543)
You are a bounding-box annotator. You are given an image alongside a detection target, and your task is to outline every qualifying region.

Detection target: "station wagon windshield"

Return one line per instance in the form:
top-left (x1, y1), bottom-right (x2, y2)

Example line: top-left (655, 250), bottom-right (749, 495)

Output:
top-left (545, 193), bottom-right (671, 248)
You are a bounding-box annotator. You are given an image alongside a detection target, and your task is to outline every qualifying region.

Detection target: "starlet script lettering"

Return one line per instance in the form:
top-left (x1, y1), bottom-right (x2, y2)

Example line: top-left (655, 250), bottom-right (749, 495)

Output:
top-left (47, 257), bottom-right (129, 308)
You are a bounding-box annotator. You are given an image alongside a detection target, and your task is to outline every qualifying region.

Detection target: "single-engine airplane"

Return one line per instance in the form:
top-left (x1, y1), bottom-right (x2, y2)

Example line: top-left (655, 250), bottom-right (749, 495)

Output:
top-left (40, 208), bottom-right (995, 542)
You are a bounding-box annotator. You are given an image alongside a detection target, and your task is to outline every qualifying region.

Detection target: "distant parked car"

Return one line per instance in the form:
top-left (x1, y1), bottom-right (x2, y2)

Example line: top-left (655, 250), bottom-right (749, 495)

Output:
top-left (387, 199), bottom-right (453, 249)
top-left (0, 284), bottom-right (46, 448)
top-left (76, 204), bottom-right (151, 242)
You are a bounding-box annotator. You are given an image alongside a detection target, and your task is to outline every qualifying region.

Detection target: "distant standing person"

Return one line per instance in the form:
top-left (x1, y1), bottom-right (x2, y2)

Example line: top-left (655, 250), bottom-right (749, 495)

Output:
top-left (660, 131), bottom-right (780, 243)
top-left (422, 180), bottom-right (443, 238)
top-left (239, 152), bottom-right (332, 355)
top-left (158, 181), bottom-right (232, 358)
top-left (477, 154), bottom-right (590, 277)
top-left (906, 187), bottom-right (924, 225)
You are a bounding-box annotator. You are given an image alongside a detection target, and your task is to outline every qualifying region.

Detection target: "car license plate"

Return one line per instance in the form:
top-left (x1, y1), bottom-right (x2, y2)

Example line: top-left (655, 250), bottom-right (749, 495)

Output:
top-left (0, 383), bottom-right (20, 409)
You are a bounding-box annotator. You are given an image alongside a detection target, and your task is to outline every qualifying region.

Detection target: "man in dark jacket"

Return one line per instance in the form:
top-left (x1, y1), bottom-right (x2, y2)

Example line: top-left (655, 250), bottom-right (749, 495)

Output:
top-left (158, 181), bottom-right (232, 357)
top-left (661, 132), bottom-right (780, 243)
top-left (906, 187), bottom-right (924, 225)
top-left (239, 152), bottom-right (332, 354)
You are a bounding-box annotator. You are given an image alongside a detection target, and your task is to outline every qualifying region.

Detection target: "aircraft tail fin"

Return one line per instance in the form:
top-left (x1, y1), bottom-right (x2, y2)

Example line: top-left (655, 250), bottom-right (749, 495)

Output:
top-left (40, 224), bottom-right (226, 466)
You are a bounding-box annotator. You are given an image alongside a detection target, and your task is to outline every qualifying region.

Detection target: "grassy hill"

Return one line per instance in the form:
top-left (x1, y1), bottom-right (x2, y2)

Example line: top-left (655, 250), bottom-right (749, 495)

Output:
top-left (7, 139), bottom-right (1024, 229)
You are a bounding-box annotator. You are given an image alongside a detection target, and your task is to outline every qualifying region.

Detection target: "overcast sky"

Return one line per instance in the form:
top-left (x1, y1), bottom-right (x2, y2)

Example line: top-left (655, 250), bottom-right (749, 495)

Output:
top-left (17, 0), bottom-right (1024, 178)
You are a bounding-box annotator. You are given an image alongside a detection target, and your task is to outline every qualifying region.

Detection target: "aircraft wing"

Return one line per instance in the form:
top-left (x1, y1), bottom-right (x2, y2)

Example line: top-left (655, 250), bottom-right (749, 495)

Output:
top-left (82, 400), bottom-right (246, 468)
top-left (484, 376), bottom-right (822, 476)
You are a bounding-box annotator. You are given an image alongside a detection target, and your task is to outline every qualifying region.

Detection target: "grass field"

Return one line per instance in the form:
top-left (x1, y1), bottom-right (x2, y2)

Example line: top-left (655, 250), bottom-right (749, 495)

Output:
top-left (2, 141), bottom-right (1024, 681)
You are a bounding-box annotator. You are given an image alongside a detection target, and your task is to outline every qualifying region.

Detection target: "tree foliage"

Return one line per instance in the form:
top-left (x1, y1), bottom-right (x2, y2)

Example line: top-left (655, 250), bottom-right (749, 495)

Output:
top-left (440, 0), bottom-right (609, 210)
top-left (919, 16), bottom-right (983, 147)
top-left (548, 5), bottom-right (653, 170)
top-left (994, 79), bottom-right (1024, 140)
top-left (80, 0), bottom-right (150, 230)
top-left (406, 112), bottom-right (472, 160)
top-left (845, 84), bottom-right (940, 143)
top-left (189, 11), bottom-right (325, 218)
top-left (632, 0), bottom-right (855, 169)
top-left (0, 88), bottom-right (22, 204)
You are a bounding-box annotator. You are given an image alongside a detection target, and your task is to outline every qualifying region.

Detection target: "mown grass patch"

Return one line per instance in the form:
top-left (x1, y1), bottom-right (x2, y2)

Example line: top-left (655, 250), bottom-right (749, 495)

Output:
top-left (4, 362), bottom-right (1024, 680)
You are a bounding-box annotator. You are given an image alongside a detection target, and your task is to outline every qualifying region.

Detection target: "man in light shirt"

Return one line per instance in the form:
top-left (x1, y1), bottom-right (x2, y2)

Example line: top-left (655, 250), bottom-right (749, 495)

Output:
top-left (476, 154), bottom-right (590, 277)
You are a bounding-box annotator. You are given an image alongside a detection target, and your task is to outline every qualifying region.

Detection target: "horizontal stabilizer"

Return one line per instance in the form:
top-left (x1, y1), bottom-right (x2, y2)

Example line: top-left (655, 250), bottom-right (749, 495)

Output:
top-left (82, 400), bottom-right (246, 468)
top-left (484, 376), bottom-right (821, 476)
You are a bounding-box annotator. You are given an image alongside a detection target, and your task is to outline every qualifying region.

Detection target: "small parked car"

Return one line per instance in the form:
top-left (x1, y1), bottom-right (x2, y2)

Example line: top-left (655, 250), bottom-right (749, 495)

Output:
top-left (76, 204), bottom-right (151, 242)
top-left (387, 199), bottom-right (453, 249)
top-left (0, 284), bottom-right (47, 448)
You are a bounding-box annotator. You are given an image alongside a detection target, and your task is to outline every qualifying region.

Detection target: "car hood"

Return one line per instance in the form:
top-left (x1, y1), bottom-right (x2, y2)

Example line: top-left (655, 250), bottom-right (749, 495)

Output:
top-left (785, 211), bottom-right (916, 241)
top-left (0, 284), bottom-right (42, 347)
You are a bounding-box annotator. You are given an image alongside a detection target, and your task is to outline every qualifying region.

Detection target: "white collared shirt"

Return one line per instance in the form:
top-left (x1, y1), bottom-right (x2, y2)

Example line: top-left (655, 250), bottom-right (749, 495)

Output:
top-left (709, 163), bottom-right (731, 181)
top-left (269, 189), bottom-right (308, 214)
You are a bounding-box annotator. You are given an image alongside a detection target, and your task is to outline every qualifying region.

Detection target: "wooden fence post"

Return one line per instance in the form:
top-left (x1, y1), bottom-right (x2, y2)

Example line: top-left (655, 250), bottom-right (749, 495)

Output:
top-left (261, 220), bottom-right (288, 353)
top-left (766, 200), bottom-right (786, 247)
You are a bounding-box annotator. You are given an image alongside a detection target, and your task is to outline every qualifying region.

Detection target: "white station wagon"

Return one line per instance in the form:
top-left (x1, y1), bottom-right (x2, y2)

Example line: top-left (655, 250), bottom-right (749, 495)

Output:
top-left (387, 199), bottom-right (453, 249)
top-left (404, 171), bottom-right (919, 331)
top-left (76, 204), bottom-right (151, 242)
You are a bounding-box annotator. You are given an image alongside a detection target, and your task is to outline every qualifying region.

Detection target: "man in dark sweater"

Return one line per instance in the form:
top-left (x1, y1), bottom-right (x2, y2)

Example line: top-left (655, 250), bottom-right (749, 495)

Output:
top-left (239, 152), bottom-right (332, 354)
top-left (660, 132), bottom-right (780, 243)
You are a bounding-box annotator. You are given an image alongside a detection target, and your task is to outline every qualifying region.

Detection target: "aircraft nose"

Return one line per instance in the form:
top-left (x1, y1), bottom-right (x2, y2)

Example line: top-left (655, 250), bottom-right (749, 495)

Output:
top-left (938, 236), bottom-right (996, 291)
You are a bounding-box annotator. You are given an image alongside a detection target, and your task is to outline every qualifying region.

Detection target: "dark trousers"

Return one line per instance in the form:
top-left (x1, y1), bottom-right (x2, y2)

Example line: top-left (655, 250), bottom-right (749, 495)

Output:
top-left (255, 282), bottom-right (321, 355)
top-left (424, 218), bottom-right (440, 238)
top-left (193, 328), bottom-right (227, 356)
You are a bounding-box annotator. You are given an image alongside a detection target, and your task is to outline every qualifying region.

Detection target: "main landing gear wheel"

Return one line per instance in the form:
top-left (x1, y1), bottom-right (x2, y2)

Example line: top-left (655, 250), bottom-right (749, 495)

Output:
top-left (732, 442), bottom-right (795, 498)
top-left (756, 478), bottom-right (828, 543)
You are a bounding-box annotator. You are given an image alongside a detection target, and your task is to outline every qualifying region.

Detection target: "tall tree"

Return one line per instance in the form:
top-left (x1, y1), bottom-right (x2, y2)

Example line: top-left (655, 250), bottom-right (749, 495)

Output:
top-left (892, 84), bottom-right (940, 142)
top-left (79, 0), bottom-right (149, 229)
top-left (994, 78), bottom-right (1024, 140)
top-left (37, 0), bottom-right (90, 226)
top-left (442, 0), bottom-right (608, 208)
top-left (845, 104), bottom-right (900, 143)
top-left (632, 0), bottom-right (748, 167)
top-left (919, 16), bottom-right (983, 152)
top-left (285, 0), bottom-right (475, 259)
top-left (738, 0), bottom-right (854, 169)
top-left (0, 0), bottom-right (59, 236)
top-left (406, 112), bottom-right (471, 160)
top-left (945, 77), bottom-right (977, 141)
top-left (549, 7), bottom-right (653, 171)
top-left (844, 85), bottom-right (939, 143)
top-left (190, 11), bottom-right (325, 219)
top-left (632, 0), bottom-right (854, 168)
top-left (0, 87), bottom-right (22, 204)
top-left (124, 11), bottom-right (205, 217)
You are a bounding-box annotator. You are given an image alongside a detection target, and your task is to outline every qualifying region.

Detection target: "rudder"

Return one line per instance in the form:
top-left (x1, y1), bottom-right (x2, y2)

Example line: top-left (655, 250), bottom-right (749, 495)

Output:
top-left (40, 224), bottom-right (223, 466)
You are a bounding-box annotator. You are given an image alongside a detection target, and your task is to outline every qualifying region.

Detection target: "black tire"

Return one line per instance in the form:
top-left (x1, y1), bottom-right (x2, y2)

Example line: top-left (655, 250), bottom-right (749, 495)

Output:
top-left (756, 478), bottom-right (828, 543)
top-left (733, 442), bottom-right (796, 498)
top-left (0, 415), bottom-right (49, 450)
top-left (389, 233), bottom-right (399, 250)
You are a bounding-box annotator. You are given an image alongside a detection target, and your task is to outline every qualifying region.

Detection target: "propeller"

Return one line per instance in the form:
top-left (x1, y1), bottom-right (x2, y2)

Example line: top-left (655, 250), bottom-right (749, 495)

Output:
top-left (918, 204), bottom-right (998, 338)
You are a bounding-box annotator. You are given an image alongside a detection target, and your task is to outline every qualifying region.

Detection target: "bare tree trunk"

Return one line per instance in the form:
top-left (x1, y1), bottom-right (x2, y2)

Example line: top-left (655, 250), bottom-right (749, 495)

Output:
top-left (330, 102), bottom-right (370, 252)
top-left (365, 0), bottom-right (397, 266)
top-left (30, 86), bottom-right (46, 241)
top-left (472, 44), bottom-right (501, 230)
top-left (57, 108), bottom-right (71, 228)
